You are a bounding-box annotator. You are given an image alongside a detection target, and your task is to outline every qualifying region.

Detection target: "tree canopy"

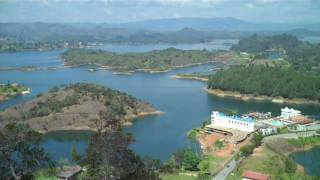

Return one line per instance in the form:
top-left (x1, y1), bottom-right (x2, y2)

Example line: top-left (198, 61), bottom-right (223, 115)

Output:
top-left (208, 65), bottom-right (320, 101)
top-left (0, 123), bottom-right (52, 180)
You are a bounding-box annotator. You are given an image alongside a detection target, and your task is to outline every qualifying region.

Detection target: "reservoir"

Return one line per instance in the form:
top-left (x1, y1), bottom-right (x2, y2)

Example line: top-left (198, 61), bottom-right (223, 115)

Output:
top-left (0, 42), bottom-right (319, 175)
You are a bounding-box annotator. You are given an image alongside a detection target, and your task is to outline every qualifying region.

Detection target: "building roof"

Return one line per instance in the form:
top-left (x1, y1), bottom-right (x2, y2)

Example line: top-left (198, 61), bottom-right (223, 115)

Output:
top-left (242, 170), bottom-right (270, 180)
top-left (58, 165), bottom-right (81, 178)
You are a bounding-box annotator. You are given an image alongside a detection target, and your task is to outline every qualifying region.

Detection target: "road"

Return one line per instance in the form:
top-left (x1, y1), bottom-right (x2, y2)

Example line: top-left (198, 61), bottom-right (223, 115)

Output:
top-left (212, 158), bottom-right (239, 180)
top-left (212, 130), bottom-right (318, 180)
top-left (263, 130), bottom-right (318, 142)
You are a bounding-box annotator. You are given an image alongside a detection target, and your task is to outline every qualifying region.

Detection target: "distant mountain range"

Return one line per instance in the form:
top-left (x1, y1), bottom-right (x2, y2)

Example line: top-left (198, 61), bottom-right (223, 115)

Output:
top-left (106, 17), bottom-right (320, 32)
top-left (0, 17), bottom-right (320, 44)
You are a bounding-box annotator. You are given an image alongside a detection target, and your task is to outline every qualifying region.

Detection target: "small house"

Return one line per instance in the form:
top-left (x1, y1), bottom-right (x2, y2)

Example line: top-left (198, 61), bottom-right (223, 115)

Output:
top-left (242, 170), bottom-right (271, 180)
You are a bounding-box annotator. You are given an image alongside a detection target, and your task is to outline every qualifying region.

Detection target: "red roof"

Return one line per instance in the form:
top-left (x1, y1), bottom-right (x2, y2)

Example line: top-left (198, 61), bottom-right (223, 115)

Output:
top-left (242, 170), bottom-right (270, 180)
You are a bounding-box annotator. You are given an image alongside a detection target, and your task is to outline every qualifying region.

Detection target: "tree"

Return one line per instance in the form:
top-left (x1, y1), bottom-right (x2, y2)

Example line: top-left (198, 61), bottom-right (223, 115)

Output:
top-left (182, 149), bottom-right (200, 171)
top-left (0, 123), bottom-right (52, 180)
top-left (240, 145), bottom-right (254, 157)
top-left (71, 145), bottom-right (80, 163)
top-left (251, 133), bottom-right (263, 147)
top-left (215, 140), bottom-right (224, 150)
top-left (84, 112), bottom-right (160, 180)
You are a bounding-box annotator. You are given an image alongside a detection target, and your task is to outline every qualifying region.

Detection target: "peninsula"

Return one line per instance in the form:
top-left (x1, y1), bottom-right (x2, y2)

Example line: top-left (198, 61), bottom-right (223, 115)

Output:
top-left (62, 48), bottom-right (222, 73)
top-left (0, 83), bottom-right (160, 133)
top-left (207, 65), bottom-right (320, 105)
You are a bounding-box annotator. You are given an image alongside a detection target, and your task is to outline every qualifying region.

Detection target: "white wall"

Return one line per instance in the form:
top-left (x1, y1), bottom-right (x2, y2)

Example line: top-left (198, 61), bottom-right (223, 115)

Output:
top-left (211, 111), bottom-right (255, 132)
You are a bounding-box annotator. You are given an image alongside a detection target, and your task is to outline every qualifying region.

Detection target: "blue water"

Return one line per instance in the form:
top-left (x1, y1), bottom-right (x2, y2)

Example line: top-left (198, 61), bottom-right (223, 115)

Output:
top-left (1, 43), bottom-right (320, 171)
top-left (91, 40), bottom-right (238, 53)
top-left (292, 146), bottom-right (320, 176)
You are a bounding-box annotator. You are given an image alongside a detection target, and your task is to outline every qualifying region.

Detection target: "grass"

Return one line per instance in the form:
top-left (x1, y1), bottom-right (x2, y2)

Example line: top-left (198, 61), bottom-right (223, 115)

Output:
top-left (199, 155), bottom-right (228, 175)
top-left (227, 143), bottom-right (311, 180)
top-left (288, 135), bottom-right (320, 148)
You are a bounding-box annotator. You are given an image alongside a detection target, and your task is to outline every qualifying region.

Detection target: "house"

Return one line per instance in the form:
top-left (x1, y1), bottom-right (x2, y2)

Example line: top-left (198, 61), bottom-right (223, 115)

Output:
top-left (259, 126), bottom-right (277, 136)
top-left (57, 165), bottom-right (82, 180)
top-left (280, 107), bottom-right (301, 119)
top-left (242, 170), bottom-right (271, 180)
top-left (211, 111), bottom-right (255, 133)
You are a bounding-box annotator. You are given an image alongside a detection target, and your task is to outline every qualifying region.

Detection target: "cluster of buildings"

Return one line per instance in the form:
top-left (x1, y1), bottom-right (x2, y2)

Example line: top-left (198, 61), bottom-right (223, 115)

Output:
top-left (208, 107), bottom-right (318, 137)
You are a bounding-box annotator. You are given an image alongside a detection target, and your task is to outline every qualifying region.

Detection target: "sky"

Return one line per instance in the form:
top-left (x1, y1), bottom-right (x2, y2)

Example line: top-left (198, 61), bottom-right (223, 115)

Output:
top-left (0, 0), bottom-right (319, 23)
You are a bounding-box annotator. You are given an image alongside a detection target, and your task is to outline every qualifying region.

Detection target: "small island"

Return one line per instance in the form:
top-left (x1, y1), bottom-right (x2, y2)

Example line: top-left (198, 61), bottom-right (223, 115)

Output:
top-left (0, 83), bottom-right (161, 133)
top-left (61, 48), bottom-right (223, 73)
top-left (0, 82), bottom-right (30, 102)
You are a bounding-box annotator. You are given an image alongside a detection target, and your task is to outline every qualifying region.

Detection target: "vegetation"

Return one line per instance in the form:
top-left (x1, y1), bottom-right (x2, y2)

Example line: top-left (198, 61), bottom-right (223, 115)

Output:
top-left (187, 128), bottom-right (200, 141)
top-left (0, 83), bottom-right (158, 132)
top-left (288, 135), bottom-right (320, 148)
top-left (0, 123), bottom-right (52, 180)
top-left (240, 133), bottom-right (263, 157)
top-left (0, 39), bottom-right (88, 52)
top-left (81, 115), bottom-right (160, 179)
top-left (208, 65), bottom-right (320, 101)
top-left (232, 34), bottom-right (320, 73)
top-left (228, 143), bottom-right (311, 180)
top-left (62, 48), bottom-right (219, 72)
top-left (0, 82), bottom-right (28, 101)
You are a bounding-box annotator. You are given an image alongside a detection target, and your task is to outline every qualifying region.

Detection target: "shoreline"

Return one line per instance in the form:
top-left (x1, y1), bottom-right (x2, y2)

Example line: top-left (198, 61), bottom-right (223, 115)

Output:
top-left (63, 61), bottom-right (219, 75)
top-left (206, 88), bottom-right (320, 105)
top-left (37, 110), bottom-right (163, 134)
top-left (171, 75), bottom-right (208, 82)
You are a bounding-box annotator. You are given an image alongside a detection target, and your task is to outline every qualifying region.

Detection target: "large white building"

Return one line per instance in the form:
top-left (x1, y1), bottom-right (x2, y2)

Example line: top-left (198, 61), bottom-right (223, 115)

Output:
top-left (211, 111), bottom-right (255, 133)
top-left (280, 107), bottom-right (301, 119)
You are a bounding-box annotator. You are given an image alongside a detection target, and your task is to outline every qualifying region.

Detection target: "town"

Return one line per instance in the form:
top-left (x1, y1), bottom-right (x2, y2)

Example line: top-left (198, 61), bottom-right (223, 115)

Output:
top-left (196, 107), bottom-right (320, 179)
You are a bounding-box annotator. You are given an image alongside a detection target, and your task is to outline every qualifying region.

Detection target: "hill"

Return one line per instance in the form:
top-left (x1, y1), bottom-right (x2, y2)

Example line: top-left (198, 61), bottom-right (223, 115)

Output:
top-left (207, 66), bottom-right (320, 104)
top-left (232, 34), bottom-right (320, 73)
top-left (62, 48), bottom-right (221, 73)
top-left (0, 83), bottom-right (160, 133)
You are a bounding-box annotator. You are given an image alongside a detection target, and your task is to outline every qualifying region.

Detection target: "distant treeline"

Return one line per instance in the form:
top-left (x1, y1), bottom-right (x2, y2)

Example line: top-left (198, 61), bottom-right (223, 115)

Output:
top-left (62, 48), bottom-right (219, 72)
top-left (208, 65), bottom-right (320, 101)
top-left (0, 39), bottom-right (88, 52)
top-left (232, 34), bottom-right (320, 73)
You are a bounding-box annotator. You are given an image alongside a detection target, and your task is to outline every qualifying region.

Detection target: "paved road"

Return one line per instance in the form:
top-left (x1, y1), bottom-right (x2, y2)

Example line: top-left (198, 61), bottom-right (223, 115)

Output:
top-left (213, 158), bottom-right (239, 180)
top-left (263, 130), bottom-right (318, 142)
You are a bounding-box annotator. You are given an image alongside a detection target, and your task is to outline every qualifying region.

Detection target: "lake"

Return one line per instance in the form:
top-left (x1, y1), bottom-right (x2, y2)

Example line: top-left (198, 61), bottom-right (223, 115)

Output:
top-left (292, 146), bottom-right (320, 176)
top-left (1, 42), bottom-right (320, 175)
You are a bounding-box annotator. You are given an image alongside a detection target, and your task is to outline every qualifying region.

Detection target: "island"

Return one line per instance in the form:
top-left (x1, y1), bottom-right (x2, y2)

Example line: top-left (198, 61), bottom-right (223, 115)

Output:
top-left (61, 48), bottom-right (224, 73)
top-left (0, 83), bottom-right (161, 133)
top-left (0, 83), bottom-right (30, 102)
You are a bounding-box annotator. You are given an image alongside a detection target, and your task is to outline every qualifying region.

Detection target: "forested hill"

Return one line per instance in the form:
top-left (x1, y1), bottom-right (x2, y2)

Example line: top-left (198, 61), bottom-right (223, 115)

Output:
top-left (208, 66), bottom-right (320, 102)
top-left (231, 34), bottom-right (320, 73)
top-left (62, 48), bottom-right (219, 72)
top-left (0, 83), bottom-right (158, 132)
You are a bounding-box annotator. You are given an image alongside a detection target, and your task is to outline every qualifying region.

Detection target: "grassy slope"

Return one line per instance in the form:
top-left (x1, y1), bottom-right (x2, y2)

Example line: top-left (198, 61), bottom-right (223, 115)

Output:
top-left (227, 141), bottom-right (316, 180)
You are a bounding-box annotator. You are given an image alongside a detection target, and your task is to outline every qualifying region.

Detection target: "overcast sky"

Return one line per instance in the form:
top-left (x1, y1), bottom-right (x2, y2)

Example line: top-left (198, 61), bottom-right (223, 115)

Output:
top-left (0, 0), bottom-right (319, 23)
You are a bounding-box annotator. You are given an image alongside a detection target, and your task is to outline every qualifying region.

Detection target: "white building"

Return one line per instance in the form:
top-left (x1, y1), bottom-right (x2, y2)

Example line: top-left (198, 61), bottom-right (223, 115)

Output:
top-left (280, 107), bottom-right (301, 119)
top-left (259, 127), bottom-right (277, 136)
top-left (211, 111), bottom-right (255, 133)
